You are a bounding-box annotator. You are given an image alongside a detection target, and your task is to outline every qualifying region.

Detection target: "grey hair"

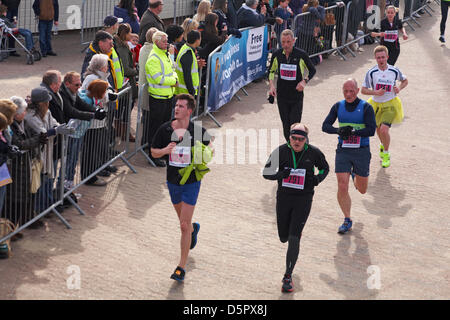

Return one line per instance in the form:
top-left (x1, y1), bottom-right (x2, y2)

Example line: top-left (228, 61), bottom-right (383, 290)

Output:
top-left (152, 31), bottom-right (168, 44)
top-left (42, 70), bottom-right (61, 86)
top-left (10, 96), bottom-right (27, 115)
top-left (84, 54), bottom-right (109, 78)
top-left (245, 0), bottom-right (258, 7)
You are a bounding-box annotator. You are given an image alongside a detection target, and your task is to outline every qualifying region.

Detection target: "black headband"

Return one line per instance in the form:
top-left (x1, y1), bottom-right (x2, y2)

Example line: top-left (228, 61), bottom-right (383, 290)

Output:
top-left (290, 129), bottom-right (308, 137)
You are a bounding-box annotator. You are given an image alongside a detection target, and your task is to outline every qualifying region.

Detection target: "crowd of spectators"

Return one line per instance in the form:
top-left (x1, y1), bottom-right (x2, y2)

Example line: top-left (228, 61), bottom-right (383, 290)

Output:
top-left (0, 0), bottom-right (437, 258)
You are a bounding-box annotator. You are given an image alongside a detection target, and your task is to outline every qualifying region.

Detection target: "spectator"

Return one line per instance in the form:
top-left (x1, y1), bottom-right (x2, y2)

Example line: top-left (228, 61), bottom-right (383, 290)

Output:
top-left (258, 0), bottom-right (282, 25)
top-left (138, 27), bottom-right (157, 148)
top-left (24, 87), bottom-right (73, 213)
top-left (114, 23), bottom-right (138, 142)
top-left (296, 0), bottom-right (325, 58)
top-left (145, 31), bottom-right (178, 167)
top-left (289, 0), bottom-right (306, 16)
top-left (274, 0), bottom-right (293, 46)
top-left (0, 100), bottom-right (17, 233)
top-left (175, 30), bottom-right (202, 97)
top-left (32, 0), bottom-right (59, 57)
top-left (138, 0), bottom-right (165, 45)
top-left (166, 24), bottom-right (184, 59)
top-left (114, 0), bottom-right (140, 34)
top-left (81, 31), bottom-right (124, 92)
top-left (103, 15), bottom-right (123, 38)
top-left (128, 33), bottom-right (141, 65)
top-left (1, 3), bottom-right (37, 57)
top-left (135, 0), bottom-right (149, 19)
top-left (78, 80), bottom-right (110, 187)
top-left (226, 0), bottom-right (241, 29)
top-left (199, 13), bottom-right (227, 60)
top-left (194, 0), bottom-right (212, 24)
top-left (81, 54), bottom-right (118, 180)
top-left (237, 0), bottom-right (266, 28)
top-left (212, 0), bottom-right (242, 38)
top-left (4, 96), bottom-right (44, 232)
top-left (1, 0), bottom-right (21, 56)
top-left (178, 18), bottom-right (200, 53)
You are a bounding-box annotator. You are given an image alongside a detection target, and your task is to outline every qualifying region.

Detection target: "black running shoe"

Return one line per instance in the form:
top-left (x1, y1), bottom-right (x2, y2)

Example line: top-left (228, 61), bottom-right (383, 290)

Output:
top-left (281, 274), bottom-right (294, 293)
top-left (190, 222), bottom-right (200, 249)
top-left (170, 266), bottom-right (185, 282)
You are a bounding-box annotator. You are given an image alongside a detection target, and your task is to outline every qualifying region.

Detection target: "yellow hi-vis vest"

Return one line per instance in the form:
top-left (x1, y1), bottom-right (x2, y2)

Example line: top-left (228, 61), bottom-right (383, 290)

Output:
top-left (174, 43), bottom-right (199, 95)
top-left (111, 48), bottom-right (124, 90)
top-left (145, 46), bottom-right (178, 99)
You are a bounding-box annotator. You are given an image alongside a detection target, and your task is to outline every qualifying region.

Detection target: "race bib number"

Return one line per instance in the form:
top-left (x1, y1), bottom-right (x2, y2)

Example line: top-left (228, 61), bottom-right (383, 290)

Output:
top-left (282, 169), bottom-right (306, 190)
top-left (384, 30), bottom-right (398, 42)
top-left (169, 146), bottom-right (191, 168)
top-left (375, 78), bottom-right (394, 92)
top-left (342, 135), bottom-right (361, 148)
top-left (280, 64), bottom-right (297, 81)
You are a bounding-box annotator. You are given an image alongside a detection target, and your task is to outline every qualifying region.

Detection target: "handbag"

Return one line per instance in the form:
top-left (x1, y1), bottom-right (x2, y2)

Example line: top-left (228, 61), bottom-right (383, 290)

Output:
top-left (325, 11), bottom-right (336, 26)
top-left (31, 158), bottom-right (42, 194)
top-left (0, 218), bottom-right (17, 258)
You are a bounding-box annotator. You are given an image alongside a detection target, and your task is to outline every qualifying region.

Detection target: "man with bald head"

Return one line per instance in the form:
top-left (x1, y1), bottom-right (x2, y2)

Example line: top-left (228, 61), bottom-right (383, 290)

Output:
top-left (263, 122), bottom-right (329, 293)
top-left (139, 0), bottom-right (165, 45)
top-left (322, 79), bottom-right (376, 235)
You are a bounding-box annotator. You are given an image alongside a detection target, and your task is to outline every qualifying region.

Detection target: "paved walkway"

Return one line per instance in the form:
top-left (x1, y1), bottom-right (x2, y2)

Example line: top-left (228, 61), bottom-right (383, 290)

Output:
top-left (0, 9), bottom-right (449, 299)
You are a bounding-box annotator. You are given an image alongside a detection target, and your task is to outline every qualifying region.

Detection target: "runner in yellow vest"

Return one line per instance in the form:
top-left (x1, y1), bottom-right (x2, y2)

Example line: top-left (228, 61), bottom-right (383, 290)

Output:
top-left (174, 31), bottom-right (202, 96)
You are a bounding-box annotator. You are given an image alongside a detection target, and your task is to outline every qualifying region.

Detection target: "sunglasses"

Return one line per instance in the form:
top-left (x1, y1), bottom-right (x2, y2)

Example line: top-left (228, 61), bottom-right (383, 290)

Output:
top-left (290, 136), bottom-right (306, 142)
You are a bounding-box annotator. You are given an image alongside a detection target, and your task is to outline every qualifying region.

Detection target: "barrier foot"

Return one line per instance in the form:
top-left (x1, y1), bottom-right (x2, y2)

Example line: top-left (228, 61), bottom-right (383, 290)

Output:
top-left (66, 195), bottom-right (86, 216)
top-left (234, 93), bottom-right (242, 101)
top-left (423, 5), bottom-right (433, 15)
top-left (410, 16), bottom-right (421, 27)
top-left (335, 48), bottom-right (347, 61)
top-left (345, 46), bottom-right (356, 57)
top-left (52, 207), bottom-right (72, 229)
top-left (205, 111), bottom-right (222, 127)
top-left (241, 88), bottom-right (249, 96)
top-left (405, 20), bottom-right (416, 31)
top-left (120, 154), bottom-right (137, 173)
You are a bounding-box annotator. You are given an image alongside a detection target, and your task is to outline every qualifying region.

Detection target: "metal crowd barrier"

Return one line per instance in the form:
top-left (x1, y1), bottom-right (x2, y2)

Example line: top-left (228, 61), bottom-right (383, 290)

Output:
top-left (403, 0), bottom-right (436, 31)
top-left (0, 86), bottom-right (137, 246)
top-left (0, 133), bottom-right (70, 245)
top-left (80, 0), bottom-right (116, 46)
top-left (172, 0), bottom-right (196, 25)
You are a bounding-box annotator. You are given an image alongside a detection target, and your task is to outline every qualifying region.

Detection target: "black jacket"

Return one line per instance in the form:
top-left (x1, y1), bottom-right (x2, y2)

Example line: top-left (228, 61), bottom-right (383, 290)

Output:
top-left (237, 5), bottom-right (265, 28)
top-left (263, 143), bottom-right (329, 195)
top-left (59, 83), bottom-right (96, 123)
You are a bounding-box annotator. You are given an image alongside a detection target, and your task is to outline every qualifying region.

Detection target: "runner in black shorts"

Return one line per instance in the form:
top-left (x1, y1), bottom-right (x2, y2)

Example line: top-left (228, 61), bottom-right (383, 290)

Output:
top-left (322, 79), bottom-right (376, 234)
top-left (151, 93), bottom-right (212, 282)
top-left (263, 123), bottom-right (329, 293)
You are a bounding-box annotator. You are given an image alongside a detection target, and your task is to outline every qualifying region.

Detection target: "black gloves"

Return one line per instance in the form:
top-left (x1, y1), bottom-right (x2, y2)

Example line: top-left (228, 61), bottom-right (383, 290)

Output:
top-left (94, 108), bottom-right (107, 120)
top-left (337, 126), bottom-right (353, 140)
top-left (268, 94), bottom-right (275, 104)
top-left (39, 132), bottom-right (48, 145)
top-left (279, 168), bottom-right (292, 179)
top-left (108, 92), bottom-right (118, 101)
top-left (234, 30), bottom-right (242, 39)
top-left (7, 145), bottom-right (21, 157)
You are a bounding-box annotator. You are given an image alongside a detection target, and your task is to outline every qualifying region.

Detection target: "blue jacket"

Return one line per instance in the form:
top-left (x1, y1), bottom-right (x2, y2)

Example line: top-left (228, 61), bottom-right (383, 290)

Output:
top-left (114, 6), bottom-right (140, 34)
top-left (32, 0), bottom-right (59, 21)
top-left (237, 5), bottom-right (265, 28)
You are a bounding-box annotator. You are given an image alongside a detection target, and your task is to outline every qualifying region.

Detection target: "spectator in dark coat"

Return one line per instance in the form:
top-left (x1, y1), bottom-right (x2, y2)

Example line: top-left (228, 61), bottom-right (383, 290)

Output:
top-left (114, 0), bottom-right (140, 34)
top-left (237, 0), bottom-right (266, 28)
top-left (212, 0), bottom-right (242, 38)
top-left (138, 0), bottom-right (165, 45)
top-left (199, 13), bottom-right (227, 60)
top-left (135, 0), bottom-right (149, 18)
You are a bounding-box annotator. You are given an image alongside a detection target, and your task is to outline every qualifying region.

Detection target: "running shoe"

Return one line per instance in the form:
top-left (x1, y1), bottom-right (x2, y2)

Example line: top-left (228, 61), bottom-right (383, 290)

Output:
top-left (170, 266), bottom-right (186, 282)
top-left (338, 218), bottom-right (353, 234)
top-left (381, 152), bottom-right (390, 168)
top-left (281, 274), bottom-right (294, 293)
top-left (379, 144), bottom-right (384, 158)
top-left (190, 222), bottom-right (200, 250)
top-left (439, 36), bottom-right (445, 43)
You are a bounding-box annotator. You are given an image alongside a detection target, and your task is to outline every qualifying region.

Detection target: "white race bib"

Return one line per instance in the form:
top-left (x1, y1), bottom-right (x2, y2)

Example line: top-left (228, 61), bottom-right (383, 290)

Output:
top-left (282, 169), bottom-right (306, 190)
top-left (280, 64), bottom-right (297, 81)
top-left (384, 30), bottom-right (398, 43)
top-left (169, 146), bottom-right (191, 168)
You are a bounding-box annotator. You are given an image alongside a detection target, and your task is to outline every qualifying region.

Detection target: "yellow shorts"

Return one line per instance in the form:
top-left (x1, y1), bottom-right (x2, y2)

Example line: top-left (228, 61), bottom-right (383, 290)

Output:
top-left (367, 96), bottom-right (404, 127)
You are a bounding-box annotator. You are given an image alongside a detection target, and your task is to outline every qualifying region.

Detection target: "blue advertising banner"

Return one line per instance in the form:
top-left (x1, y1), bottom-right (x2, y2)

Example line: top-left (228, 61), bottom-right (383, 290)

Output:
top-left (207, 26), bottom-right (268, 112)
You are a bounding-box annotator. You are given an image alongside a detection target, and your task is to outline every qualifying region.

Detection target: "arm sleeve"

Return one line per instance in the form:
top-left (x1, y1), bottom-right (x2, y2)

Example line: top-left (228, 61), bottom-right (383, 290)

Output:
top-left (32, 0), bottom-right (40, 17)
top-left (322, 103), bottom-right (339, 134)
top-left (299, 50), bottom-right (316, 80)
top-left (262, 147), bottom-right (286, 181)
top-left (362, 70), bottom-right (372, 89)
top-left (180, 52), bottom-right (195, 96)
top-left (54, 0), bottom-right (59, 21)
top-left (268, 55), bottom-right (278, 81)
top-left (314, 148), bottom-right (329, 184)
